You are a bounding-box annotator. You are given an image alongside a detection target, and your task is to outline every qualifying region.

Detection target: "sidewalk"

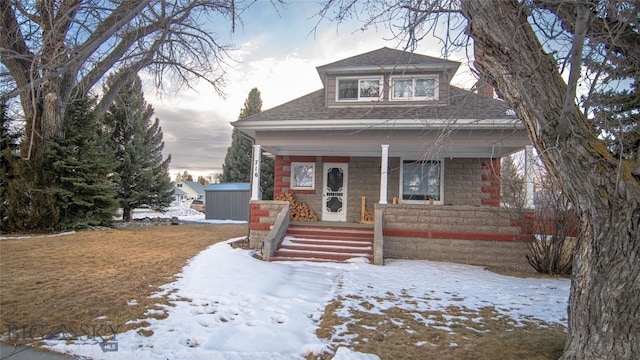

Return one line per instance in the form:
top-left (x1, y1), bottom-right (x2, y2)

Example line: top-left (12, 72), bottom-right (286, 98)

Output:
top-left (0, 342), bottom-right (82, 360)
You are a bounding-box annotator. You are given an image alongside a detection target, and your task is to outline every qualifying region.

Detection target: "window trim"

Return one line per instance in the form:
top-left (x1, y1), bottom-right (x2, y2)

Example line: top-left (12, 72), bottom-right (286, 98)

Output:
top-left (290, 162), bottom-right (316, 190)
top-left (336, 76), bottom-right (384, 102)
top-left (390, 75), bottom-right (439, 101)
top-left (399, 158), bottom-right (444, 205)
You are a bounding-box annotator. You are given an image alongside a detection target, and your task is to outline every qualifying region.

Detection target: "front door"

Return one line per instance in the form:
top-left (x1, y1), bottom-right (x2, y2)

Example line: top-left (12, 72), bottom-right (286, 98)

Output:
top-left (322, 163), bottom-right (348, 222)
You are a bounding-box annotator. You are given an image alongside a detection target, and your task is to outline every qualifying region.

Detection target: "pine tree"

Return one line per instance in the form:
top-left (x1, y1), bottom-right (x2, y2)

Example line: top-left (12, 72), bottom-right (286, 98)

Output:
top-left (104, 74), bottom-right (173, 222)
top-left (586, 63), bottom-right (639, 162)
top-left (222, 88), bottom-right (274, 199)
top-left (221, 128), bottom-right (253, 183)
top-left (500, 155), bottom-right (525, 209)
top-left (46, 95), bottom-right (117, 229)
top-left (0, 101), bottom-right (21, 230)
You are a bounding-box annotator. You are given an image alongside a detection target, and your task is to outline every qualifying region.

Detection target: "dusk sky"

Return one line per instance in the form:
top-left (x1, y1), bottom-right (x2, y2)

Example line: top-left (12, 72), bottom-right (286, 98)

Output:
top-left (148, 1), bottom-right (477, 180)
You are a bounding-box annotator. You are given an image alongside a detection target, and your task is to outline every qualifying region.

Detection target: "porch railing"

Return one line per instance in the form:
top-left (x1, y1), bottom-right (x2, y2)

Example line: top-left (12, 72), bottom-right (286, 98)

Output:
top-left (261, 205), bottom-right (290, 261)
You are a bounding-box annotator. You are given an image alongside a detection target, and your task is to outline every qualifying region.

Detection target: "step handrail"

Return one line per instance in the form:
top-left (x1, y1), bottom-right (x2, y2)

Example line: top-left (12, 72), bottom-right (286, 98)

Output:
top-left (262, 205), bottom-right (290, 261)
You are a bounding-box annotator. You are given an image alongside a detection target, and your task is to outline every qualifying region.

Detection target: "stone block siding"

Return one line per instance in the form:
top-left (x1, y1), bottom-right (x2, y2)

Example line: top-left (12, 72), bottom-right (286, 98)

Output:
top-left (273, 156), bottom-right (401, 223)
top-left (273, 156), bottom-right (323, 220)
top-left (378, 204), bottom-right (529, 269)
top-left (384, 237), bottom-right (531, 271)
top-left (347, 157), bottom-right (400, 223)
top-left (248, 200), bottom-right (289, 248)
top-left (272, 155), bottom-right (500, 222)
top-left (444, 158), bottom-right (500, 207)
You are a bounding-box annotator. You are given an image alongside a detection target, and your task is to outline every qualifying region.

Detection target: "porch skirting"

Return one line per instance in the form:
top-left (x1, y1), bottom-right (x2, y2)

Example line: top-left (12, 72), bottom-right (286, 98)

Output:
top-left (249, 200), bottom-right (532, 270)
top-left (383, 237), bottom-right (530, 271)
top-left (377, 204), bottom-right (530, 270)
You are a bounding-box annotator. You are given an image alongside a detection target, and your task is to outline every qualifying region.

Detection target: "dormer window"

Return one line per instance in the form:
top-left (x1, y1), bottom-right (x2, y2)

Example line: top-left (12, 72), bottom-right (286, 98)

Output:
top-left (337, 77), bottom-right (383, 101)
top-left (391, 75), bottom-right (439, 101)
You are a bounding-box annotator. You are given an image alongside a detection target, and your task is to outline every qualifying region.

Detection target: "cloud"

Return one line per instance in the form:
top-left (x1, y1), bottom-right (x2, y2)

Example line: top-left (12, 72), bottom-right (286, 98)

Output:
top-left (145, 2), bottom-right (479, 178)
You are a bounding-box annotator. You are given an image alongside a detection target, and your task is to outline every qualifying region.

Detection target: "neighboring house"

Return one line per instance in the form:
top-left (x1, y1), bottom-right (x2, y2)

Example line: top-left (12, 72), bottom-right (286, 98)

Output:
top-left (172, 186), bottom-right (189, 202)
top-left (173, 181), bottom-right (205, 201)
top-left (233, 47), bottom-right (533, 268)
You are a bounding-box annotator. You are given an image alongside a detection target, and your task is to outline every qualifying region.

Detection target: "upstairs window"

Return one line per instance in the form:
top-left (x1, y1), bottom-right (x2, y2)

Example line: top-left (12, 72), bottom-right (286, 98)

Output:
top-left (337, 77), bottom-right (383, 101)
top-left (401, 160), bottom-right (443, 203)
top-left (391, 75), bottom-right (439, 101)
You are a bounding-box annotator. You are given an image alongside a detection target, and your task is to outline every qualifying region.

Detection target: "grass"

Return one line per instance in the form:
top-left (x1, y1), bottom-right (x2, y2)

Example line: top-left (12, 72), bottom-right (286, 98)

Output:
top-left (0, 224), bottom-right (247, 341)
top-left (2, 224), bottom-right (566, 358)
top-left (314, 298), bottom-right (566, 360)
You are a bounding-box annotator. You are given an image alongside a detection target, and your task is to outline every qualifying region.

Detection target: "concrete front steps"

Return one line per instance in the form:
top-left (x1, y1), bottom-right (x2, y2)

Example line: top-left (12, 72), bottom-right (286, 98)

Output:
top-left (270, 224), bottom-right (374, 263)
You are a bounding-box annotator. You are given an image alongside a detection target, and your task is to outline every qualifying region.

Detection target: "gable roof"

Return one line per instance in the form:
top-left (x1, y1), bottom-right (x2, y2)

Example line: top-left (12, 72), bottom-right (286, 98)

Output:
top-left (180, 181), bottom-right (205, 195)
top-left (173, 187), bottom-right (188, 196)
top-left (233, 86), bottom-right (517, 136)
top-left (316, 47), bottom-right (460, 84)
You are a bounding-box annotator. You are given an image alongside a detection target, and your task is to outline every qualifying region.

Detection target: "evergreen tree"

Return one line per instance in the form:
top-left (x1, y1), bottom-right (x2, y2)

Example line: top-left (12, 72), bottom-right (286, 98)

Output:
top-left (261, 154), bottom-right (274, 200)
top-left (586, 63), bottom-right (639, 162)
top-left (104, 74), bottom-right (173, 222)
top-left (46, 95), bottom-right (117, 229)
top-left (500, 155), bottom-right (525, 209)
top-left (222, 88), bottom-right (274, 199)
top-left (222, 128), bottom-right (253, 183)
top-left (0, 101), bottom-right (21, 231)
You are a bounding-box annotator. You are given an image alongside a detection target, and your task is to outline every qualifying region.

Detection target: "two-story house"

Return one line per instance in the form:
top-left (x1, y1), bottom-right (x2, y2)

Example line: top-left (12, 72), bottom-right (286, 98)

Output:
top-left (233, 47), bottom-right (532, 268)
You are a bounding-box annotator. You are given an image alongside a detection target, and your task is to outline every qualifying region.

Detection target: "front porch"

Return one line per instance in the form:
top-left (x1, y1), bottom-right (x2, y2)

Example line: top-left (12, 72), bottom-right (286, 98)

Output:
top-left (250, 200), bottom-right (531, 269)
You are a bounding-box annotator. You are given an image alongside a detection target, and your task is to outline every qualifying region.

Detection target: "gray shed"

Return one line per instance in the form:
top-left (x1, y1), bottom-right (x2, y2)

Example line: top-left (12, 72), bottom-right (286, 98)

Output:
top-left (204, 183), bottom-right (256, 221)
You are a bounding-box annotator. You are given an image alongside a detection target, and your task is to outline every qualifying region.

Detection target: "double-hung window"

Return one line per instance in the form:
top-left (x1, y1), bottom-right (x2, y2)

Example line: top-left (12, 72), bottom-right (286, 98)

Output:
top-left (401, 160), bottom-right (443, 203)
top-left (391, 75), bottom-right (439, 101)
top-left (337, 77), bottom-right (383, 101)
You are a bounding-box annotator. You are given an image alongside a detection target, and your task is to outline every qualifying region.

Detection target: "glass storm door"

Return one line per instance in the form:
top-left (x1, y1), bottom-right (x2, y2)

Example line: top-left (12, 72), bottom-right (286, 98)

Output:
top-left (322, 163), bottom-right (348, 222)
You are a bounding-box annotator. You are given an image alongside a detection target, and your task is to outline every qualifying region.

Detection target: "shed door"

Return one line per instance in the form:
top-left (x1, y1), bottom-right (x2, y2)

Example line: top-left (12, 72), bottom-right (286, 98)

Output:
top-left (322, 163), bottom-right (348, 222)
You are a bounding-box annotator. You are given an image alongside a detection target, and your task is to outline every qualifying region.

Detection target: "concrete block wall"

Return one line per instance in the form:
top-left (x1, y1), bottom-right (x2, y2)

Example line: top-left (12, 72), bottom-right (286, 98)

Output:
top-left (347, 157), bottom-right (400, 223)
top-left (273, 156), bottom-right (322, 219)
top-left (443, 158), bottom-right (500, 206)
top-left (378, 204), bottom-right (530, 270)
top-left (272, 155), bottom-right (500, 222)
top-left (248, 200), bottom-right (289, 248)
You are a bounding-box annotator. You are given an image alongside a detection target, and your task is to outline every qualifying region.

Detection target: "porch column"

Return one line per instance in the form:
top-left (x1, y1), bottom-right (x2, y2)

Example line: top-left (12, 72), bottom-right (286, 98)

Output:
top-left (379, 144), bottom-right (389, 204)
top-left (524, 145), bottom-right (535, 209)
top-left (251, 144), bottom-right (261, 200)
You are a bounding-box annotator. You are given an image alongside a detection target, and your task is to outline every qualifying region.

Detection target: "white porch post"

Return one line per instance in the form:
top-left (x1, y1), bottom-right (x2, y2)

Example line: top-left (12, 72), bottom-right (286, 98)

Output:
top-left (251, 144), bottom-right (261, 200)
top-left (524, 145), bottom-right (535, 209)
top-left (379, 144), bottom-right (389, 204)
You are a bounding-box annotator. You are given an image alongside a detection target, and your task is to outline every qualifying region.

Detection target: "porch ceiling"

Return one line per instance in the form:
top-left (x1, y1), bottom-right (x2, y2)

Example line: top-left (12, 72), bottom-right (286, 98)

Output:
top-left (256, 129), bottom-right (530, 159)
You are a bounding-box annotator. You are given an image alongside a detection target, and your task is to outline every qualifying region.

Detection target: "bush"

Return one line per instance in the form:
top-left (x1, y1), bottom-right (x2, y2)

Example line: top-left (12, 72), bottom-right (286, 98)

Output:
top-left (527, 236), bottom-right (575, 275)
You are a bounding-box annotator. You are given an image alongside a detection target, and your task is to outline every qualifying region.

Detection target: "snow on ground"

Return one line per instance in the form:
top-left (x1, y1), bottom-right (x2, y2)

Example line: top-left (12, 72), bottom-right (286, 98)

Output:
top-left (0, 201), bottom-right (244, 240)
top-left (43, 238), bottom-right (570, 360)
top-left (123, 200), bottom-right (247, 224)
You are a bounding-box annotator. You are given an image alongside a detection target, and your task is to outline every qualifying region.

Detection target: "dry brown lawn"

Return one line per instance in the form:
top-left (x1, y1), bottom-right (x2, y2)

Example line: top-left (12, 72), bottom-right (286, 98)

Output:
top-left (2, 224), bottom-right (565, 359)
top-left (313, 299), bottom-right (566, 360)
top-left (0, 224), bottom-right (247, 341)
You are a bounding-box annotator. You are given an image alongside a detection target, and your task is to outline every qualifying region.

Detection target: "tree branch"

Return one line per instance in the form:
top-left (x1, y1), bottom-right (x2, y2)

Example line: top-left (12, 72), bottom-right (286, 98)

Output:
top-left (560, 1), bottom-right (589, 137)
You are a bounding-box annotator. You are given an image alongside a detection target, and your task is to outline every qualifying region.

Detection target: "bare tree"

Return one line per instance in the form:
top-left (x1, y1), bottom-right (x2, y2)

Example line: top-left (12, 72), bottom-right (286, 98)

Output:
top-left (317, 0), bottom-right (639, 358)
top-left (0, 0), bottom-right (255, 159)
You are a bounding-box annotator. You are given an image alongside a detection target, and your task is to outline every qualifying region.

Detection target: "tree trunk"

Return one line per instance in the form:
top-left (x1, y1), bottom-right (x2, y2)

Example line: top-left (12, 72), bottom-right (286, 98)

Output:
top-left (123, 207), bottom-right (133, 222)
top-left (460, 0), bottom-right (640, 358)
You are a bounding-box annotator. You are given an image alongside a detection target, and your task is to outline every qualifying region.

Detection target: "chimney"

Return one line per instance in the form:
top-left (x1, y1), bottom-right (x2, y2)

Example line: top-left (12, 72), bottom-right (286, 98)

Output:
top-left (475, 73), bottom-right (495, 99)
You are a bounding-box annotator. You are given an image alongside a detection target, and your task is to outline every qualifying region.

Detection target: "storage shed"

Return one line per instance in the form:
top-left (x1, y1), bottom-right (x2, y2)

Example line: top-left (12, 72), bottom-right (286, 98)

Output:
top-left (204, 183), bottom-right (256, 221)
